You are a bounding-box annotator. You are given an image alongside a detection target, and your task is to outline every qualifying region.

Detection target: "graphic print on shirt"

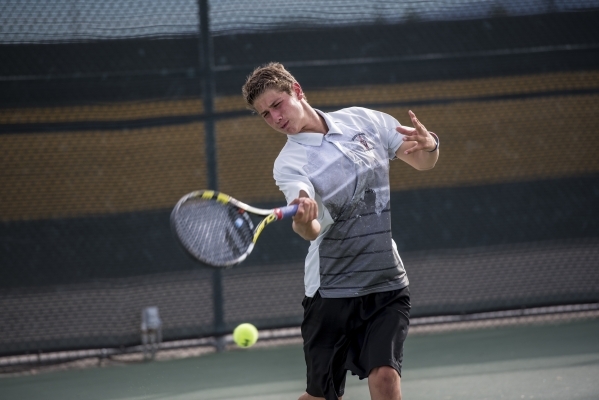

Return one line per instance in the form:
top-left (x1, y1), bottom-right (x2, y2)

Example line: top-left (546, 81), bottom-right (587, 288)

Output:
top-left (303, 122), bottom-right (405, 298)
top-left (332, 128), bottom-right (390, 216)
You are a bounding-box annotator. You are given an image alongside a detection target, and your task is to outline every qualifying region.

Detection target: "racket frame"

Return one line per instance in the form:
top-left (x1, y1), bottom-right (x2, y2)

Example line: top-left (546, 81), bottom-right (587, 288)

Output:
top-left (171, 190), bottom-right (298, 267)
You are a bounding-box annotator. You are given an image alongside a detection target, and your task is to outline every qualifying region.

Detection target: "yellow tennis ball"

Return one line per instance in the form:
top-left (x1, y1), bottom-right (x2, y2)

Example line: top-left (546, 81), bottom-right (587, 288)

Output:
top-left (233, 323), bottom-right (259, 348)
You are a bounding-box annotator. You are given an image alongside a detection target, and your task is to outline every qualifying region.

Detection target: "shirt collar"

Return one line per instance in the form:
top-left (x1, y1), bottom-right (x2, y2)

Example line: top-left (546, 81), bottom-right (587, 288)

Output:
top-left (286, 109), bottom-right (343, 147)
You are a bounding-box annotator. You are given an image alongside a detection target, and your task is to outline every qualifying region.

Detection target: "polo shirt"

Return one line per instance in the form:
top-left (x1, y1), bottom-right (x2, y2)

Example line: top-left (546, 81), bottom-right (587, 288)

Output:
top-left (273, 106), bottom-right (409, 298)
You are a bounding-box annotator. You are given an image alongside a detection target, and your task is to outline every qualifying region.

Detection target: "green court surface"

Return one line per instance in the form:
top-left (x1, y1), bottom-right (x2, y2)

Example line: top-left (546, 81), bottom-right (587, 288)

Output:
top-left (1, 318), bottom-right (598, 400)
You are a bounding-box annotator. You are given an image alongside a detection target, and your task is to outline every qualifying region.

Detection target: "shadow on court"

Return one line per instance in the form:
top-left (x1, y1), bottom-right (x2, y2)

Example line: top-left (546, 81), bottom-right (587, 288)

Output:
top-left (1, 318), bottom-right (597, 400)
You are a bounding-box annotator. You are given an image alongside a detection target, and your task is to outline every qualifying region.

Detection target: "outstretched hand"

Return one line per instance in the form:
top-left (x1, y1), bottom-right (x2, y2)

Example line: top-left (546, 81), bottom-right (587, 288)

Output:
top-left (396, 110), bottom-right (437, 155)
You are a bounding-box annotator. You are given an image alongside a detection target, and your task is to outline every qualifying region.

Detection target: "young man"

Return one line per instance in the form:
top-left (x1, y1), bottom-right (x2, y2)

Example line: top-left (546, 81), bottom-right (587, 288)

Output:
top-left (242, 62), bottom-right (439, 400)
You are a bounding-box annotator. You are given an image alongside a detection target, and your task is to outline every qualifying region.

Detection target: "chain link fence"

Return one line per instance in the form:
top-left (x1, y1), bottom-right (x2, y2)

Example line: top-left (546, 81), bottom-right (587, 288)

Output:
top-left (1, 0), bottom-right (599, 357)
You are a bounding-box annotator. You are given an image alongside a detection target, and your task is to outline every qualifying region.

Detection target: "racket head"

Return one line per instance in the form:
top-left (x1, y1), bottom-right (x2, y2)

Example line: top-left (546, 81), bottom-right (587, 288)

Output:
top-left (170, 191), bottom-right (255, 268)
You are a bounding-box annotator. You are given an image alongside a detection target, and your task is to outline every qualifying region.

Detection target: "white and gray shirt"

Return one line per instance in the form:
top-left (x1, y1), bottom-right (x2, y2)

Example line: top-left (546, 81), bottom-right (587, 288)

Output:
top-left (274, 107), bottom-right (409, 298)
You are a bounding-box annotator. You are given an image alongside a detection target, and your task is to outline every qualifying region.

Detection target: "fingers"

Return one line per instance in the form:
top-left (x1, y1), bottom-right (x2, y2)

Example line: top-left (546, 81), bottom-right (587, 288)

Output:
top-left (395, 125), bottom-right (416, 134)
top-left (292, 197), bottom-right (318, 223)
top-left (291, 198), bottom-right (321, 241)
top-left (396, 126), bottom-right (420, 145)
top-left (397, 110), bottom-right (427, 139)
top-left (409, 110), bottom-right (427, 133)
top-left (402, 142), bottom-right (420, 155)
top-left (398, 110), bottom-right (433, 155)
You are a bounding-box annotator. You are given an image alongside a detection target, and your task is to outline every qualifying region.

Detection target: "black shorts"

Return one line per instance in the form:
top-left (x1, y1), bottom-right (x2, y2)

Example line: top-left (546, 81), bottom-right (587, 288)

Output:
top-left (301, 286), bottom-right (411, 400)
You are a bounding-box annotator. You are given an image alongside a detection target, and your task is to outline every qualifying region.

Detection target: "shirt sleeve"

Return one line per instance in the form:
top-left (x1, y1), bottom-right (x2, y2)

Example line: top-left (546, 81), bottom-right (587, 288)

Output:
top-left (356, 107), bottom-right (406, 159)
top-left (376, 111), bottom-right (405, 159)
top-left (273, 147), bottom-right (315, 204)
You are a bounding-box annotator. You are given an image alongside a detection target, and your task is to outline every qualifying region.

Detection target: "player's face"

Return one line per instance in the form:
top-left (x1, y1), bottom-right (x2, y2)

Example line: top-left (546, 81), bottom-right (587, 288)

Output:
top-left (253, 84), bottom-right (306, 135)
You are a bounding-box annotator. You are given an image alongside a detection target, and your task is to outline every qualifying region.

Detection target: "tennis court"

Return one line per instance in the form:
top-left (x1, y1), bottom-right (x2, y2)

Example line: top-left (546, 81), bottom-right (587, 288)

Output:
top-left (2, 316), bottom-right (597, 400)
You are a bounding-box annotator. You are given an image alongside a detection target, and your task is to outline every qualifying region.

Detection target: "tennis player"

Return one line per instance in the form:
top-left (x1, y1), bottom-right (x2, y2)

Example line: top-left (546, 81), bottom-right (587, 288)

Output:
top-left (242, 62), bottom-right (439, 400)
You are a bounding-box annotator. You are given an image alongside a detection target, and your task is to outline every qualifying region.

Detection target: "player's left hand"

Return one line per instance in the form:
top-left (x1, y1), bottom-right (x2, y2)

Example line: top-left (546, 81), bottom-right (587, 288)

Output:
top-left (396, 110), bottom-right (436, 155)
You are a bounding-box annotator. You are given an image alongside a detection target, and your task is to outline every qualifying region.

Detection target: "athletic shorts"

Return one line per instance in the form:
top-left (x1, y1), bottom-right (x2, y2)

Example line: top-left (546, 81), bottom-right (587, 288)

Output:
top-left (301, 286), bottom-right (411, 400)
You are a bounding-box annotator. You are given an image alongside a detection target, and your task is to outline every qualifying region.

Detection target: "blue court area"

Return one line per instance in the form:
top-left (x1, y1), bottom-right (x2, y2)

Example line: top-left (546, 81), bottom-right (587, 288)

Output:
top-left (1, 318), bottom-right (598, 400)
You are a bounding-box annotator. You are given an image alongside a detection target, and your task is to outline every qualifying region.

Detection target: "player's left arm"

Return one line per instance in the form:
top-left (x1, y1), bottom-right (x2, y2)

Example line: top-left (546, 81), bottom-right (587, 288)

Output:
top-left (395, 110), bottom-right (439, 171)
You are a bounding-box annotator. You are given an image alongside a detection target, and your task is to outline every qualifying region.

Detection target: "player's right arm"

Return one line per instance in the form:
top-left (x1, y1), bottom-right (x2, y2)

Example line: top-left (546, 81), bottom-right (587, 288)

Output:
top-left (289, 190), bottom-right (320, 241)
top-left (274, 145), bottom-right (320, 241)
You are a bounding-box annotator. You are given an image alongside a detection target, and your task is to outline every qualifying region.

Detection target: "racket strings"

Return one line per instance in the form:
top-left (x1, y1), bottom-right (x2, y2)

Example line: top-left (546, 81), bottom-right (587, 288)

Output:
top-left (173, 198), bottom-right (254, 266)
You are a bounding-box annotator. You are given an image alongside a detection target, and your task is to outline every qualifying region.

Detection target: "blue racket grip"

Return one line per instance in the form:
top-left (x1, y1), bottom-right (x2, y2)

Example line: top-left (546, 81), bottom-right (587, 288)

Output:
top-left (274, 204), bottom-right (299, 220)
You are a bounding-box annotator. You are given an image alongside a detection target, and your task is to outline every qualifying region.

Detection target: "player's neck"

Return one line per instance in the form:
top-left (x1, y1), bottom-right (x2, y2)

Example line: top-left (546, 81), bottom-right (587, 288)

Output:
top-left (301, 105), bottom-right (328, 134)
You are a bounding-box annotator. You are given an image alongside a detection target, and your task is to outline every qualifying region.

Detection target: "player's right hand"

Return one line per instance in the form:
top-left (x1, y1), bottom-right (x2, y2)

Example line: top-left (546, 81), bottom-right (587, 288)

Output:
top-left (290, 193), bottom-right (320, 240)
top-left (290, 196), bottom-right (318, 224)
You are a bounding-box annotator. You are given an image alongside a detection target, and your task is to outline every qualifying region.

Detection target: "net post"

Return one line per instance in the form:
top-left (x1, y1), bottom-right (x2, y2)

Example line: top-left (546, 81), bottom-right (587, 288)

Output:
top-left (198, 0), bottom-right (226, 352)
top-left (198, 0), bottom-right (216, 188)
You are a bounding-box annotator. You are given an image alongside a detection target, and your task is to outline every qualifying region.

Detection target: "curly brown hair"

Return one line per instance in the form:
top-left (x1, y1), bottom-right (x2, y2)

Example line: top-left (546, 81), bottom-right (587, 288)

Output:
top-left (241, 62), bottom-right (306, 111)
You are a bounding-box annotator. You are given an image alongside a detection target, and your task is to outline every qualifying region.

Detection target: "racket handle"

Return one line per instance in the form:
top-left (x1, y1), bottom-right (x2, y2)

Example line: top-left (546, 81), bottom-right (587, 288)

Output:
top-left (274, 204), bottom-right (299, 220)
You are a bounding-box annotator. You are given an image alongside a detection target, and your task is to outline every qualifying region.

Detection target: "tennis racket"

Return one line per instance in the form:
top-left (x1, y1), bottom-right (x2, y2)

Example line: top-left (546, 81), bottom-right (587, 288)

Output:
top-left (170, 190), bottom-right (298, 268)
